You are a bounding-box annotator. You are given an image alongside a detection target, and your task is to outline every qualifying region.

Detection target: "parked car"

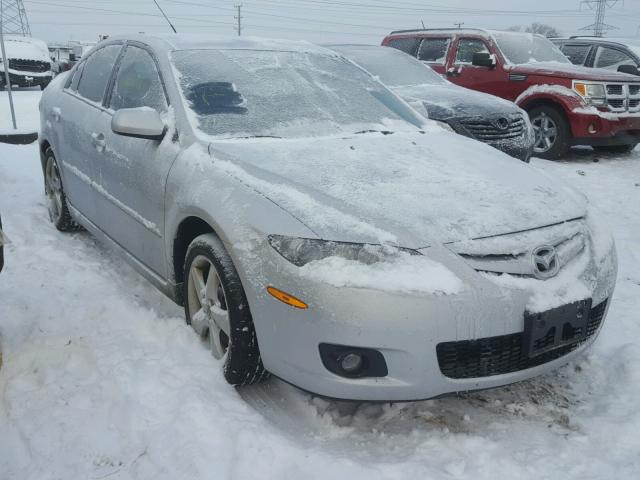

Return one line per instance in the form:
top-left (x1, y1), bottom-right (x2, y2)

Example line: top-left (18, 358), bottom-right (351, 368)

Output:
top-left (552, 37), bottom-right (640, 76)
top-left (330, 44), bottom-right (533, 162)
top-left (383, 29), bottom-right (640, 158)
top-left (0, 35), bottom-right (53, 90)
top-left (39, 35), bottom-right (616, 402)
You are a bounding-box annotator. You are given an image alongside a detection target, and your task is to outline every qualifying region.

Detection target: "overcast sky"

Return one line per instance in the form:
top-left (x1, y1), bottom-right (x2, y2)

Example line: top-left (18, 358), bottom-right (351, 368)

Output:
top-left (18, 0), bottom-right (640, 44)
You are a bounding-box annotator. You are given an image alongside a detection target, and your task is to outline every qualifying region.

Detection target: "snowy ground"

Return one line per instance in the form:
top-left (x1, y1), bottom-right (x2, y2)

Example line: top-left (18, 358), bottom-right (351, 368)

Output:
top-left (1, 90), bottom-right (640, 479)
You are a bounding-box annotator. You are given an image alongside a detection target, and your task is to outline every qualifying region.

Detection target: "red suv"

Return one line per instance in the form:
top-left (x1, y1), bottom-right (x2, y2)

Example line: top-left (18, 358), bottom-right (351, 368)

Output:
top-left (382, 29), bottom-right (640, 159)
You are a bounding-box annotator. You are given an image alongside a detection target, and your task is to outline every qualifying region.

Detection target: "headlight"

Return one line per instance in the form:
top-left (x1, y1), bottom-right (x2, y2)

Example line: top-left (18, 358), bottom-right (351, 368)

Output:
top-left (268, 235), bottom-right (419, 267)
top-left (573, 82), bottom-right (607, 107)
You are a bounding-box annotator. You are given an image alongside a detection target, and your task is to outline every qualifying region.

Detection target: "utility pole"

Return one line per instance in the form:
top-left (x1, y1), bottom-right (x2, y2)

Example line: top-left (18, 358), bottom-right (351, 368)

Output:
top-left (235, 4), bottom-right (242, 36)
top-left (454, 22), bottom-right (464, 29)
top-left (580, 0), bottom-right (620, 37)
top-left (0, 0), bottom-right (32, 36)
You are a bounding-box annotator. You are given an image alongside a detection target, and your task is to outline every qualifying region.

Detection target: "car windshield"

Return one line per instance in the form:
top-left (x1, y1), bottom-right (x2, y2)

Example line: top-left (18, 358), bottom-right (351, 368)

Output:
top-left (171, 49), bottom-right (424, 139)
top-left (332, 46), bottom-right (447, 88)
top-left (492, 32), bottom-right (571, 65)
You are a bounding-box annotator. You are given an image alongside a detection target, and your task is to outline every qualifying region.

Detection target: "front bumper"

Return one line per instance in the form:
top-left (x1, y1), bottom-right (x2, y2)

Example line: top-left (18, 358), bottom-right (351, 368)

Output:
top-left (1, 71), bottom-right (52, 88)
top-left (571, 109), bottom-right (640, 146)
top-left (233, 232), bottom-right (617, 402)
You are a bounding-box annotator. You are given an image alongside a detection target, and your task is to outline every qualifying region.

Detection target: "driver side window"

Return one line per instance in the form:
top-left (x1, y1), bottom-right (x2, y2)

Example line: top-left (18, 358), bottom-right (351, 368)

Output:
top-left (110, 46), bottom-right (168, 112)
top-left (455, 39), bottom-right (490, 64)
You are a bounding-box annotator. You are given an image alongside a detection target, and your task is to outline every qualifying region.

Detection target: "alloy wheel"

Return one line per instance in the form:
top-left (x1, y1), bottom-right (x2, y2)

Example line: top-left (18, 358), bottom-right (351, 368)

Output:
top-left (187, 255), bottom-right (231, 359)
top-left (531, 112), bottom-right (558, 154)
top-left (45, 157), bottom-right (64, 223)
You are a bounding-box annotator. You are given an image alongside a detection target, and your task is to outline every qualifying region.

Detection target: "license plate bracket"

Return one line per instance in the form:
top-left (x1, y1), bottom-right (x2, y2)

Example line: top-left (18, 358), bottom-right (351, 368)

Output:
top-left (523, 299), bottom-right (592, 358)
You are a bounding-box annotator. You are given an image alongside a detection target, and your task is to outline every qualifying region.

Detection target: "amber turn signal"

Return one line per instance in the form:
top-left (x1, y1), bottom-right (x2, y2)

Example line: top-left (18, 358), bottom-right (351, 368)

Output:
top-left (267, 286), bottom-right (308, 309)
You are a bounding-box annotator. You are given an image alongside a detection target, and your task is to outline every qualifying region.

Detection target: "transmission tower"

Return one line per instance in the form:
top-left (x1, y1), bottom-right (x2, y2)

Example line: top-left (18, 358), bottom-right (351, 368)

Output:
top-left (235, 4), bottom-right (242, 36)
top-left (0, 0), bottom-right (31, 36)
top-left (580, 0), bottom-right (620, 37)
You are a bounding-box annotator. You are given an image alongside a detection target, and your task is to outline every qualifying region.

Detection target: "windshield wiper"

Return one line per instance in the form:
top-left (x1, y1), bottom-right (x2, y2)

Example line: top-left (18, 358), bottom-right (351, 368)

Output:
top-left (353, 129), bottom-right (394, 136)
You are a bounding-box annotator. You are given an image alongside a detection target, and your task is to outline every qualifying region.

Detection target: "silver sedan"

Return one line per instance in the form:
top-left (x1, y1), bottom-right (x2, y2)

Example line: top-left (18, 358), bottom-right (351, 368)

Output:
top-left (38, 35), bottom-right (617, 401)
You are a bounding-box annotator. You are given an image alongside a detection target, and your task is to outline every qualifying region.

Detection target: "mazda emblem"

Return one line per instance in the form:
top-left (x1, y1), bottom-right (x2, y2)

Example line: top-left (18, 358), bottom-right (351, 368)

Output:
top-left (531, 245), bottom-right (560, 279)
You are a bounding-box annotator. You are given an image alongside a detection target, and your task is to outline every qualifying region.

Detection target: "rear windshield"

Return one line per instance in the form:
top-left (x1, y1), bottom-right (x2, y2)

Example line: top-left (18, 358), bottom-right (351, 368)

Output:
top-left (492, 32), bottom-right (570, 65)
top-left (333, 46), bottom-right (447, 88)
top-left (171, 49), bottom-right (424, 139)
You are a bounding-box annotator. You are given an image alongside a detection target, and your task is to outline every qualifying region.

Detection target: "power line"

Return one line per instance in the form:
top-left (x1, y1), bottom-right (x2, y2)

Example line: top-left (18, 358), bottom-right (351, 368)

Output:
top-left (152, 0), bottom-right (177, 33)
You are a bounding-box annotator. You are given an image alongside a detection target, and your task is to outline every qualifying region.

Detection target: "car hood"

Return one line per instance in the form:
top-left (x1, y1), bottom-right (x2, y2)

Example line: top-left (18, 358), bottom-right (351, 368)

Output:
top-left (509, 62), bottom-right (639, 82)
top-left (209, 130), bottom-right (587, 248)
top-left (392, 83), bottom-right (521, 121)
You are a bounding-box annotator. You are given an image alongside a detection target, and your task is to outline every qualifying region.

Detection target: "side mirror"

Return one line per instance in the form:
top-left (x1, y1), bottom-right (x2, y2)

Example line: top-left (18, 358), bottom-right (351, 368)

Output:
top-left (111, 108), bottom-right (166, 140)
top-left (618, 64), bottom-right (640, 76)
top-left (472, 52), bottom-right (496, 68)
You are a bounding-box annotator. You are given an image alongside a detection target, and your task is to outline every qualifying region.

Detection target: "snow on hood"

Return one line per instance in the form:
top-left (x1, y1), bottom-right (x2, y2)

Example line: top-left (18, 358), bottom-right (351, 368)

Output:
top-left (0, 35), bottom-right (49, 62)
top-left (510, 62), bottom-right (640, 82)
top-left (209, 129), bottom-right (587, 248)
top-left (393, 83), bottom-right (521, 121)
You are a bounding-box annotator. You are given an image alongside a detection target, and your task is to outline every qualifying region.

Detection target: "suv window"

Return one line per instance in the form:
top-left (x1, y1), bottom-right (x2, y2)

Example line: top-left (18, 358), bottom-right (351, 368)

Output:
top-left (455, 38), bottom-right (489, 64)
top-left (594, 46), bottom-right (636, 70)
top-left (560, 44), bottom-right (591, 65)
top-left (110, 46), bottom-right (167, 112)
top-left (387, 38), bottom-right (420, 57)
top-left (76, 45), bottom-right (122, 103)
top-left (418, 38), bottom-right (450, 64)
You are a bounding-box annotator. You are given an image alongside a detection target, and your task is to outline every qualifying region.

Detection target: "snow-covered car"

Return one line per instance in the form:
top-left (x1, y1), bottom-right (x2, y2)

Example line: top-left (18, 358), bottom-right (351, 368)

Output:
top-left (0, 35), bottom-right (52, 90)
top-left (38, 35), bottom-right (617, 401)
top-left (330, 44), bottom-right (534, 162)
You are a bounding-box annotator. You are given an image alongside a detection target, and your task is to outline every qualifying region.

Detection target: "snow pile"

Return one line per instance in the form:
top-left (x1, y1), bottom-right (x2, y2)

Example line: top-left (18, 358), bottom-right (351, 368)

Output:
top-left (299, 252), bottom-right (463, 295)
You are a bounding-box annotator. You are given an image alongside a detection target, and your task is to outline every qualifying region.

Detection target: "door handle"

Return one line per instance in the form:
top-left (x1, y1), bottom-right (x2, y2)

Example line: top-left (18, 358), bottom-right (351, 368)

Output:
top-left (91, 132), bottom-right (106, 151)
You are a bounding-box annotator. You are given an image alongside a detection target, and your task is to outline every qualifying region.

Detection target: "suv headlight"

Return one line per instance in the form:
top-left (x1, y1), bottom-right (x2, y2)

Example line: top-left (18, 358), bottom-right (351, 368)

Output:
top-left (268, 235), bottom-right (420, 267)
top-left (573, 82), bottom-right (607, 107)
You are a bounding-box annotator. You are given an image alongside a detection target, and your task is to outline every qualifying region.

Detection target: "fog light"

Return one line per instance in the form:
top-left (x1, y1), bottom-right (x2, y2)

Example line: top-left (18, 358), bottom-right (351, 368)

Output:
top-left (588, 123), bottom-right (597, 134)
top-left (339, 353), bottom-right (364, 373)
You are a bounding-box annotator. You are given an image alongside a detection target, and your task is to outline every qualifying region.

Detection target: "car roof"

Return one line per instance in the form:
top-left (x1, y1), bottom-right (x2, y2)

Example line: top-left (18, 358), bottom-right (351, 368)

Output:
top-left (102, 33), bottom-right (337, 55)
top-left (556, 36), bottom-right (640, 47)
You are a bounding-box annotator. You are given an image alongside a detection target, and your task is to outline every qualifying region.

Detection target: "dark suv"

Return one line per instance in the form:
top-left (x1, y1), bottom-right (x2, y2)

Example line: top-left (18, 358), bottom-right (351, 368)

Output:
top-left (553, 37), bottom-right (640, 76)
top-left (383, 29), bottom-right (640, 158)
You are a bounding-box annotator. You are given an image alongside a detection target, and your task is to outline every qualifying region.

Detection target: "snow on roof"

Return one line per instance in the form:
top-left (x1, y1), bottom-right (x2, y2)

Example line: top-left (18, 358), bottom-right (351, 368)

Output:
top-left (106, 34), bottom-right (338, 55)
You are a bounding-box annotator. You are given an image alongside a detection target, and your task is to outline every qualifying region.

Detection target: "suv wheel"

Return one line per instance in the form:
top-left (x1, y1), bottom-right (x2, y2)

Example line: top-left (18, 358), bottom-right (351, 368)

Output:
top-left (529, 106), bottom-right (570, 160)
top-left (593, 144), bottom-right (637, 154)
top-left (183, 233), bottom-right (268, 386)
top-left (44, 149), bottom-right (81, 232)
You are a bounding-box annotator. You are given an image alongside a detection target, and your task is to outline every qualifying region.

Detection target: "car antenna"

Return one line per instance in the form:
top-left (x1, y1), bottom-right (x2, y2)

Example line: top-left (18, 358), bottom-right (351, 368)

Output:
top-left (152, 0), bottom-right (178, 33)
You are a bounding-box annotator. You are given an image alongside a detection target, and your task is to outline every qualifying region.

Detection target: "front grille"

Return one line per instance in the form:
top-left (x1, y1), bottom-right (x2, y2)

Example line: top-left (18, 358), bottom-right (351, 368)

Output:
top-left (436, 300), bottom-right (608, 380)
top-left (8, 59), bottom-right (50, 73)
top-left (604, 83), bottom-right (640, 113)
top-left (459, 115), bottom-right (525, 142)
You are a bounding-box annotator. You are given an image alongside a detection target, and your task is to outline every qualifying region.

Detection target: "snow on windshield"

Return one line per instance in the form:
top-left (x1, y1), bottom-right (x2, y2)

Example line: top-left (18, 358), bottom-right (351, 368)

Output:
top-left (492, 32), bottom-right (570, 65)
top-left (333, 46), bottom-right (447, 88)
top-left (0, 35), bottom-right (50, 62)
top-left (171, 49), bottom-right (424, 139)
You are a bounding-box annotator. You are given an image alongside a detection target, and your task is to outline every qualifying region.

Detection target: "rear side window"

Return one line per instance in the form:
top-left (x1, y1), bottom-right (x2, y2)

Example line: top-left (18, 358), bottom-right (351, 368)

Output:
top-left (68, 62), bottom-right (85, 90)
top-left (455, 39), bottom-right (490, 64)
top-left (561, 44), bottom-right (591, 65)
top-left (76, 45), bottom-right (122, 103)
top-left (418, 38), bottom-right (451, 64)
top-left (110, 46), bottom-right (167, 112)
top-left (594, 46), bottom-right (637, 70)
top-left (386, 38), bottom-right (420, 57)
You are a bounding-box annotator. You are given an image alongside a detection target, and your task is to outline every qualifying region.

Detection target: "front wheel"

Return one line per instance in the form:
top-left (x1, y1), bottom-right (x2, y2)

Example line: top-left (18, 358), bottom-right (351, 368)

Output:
top-left (593, 144), bottom-right (637, 154)
top-left (44, 149), bottom-right (81, 232)
top-left (529, 106), bottom-right (571, 160)
top-left (183, 233), bottom-right (268, 386)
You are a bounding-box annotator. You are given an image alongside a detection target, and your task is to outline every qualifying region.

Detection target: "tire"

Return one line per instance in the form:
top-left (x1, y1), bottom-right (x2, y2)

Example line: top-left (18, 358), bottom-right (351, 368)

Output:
top-left (593, 144), bottom-right (637, 154)
top-left (44, 148), bottom-right (81, 232)
top-left (528, 106), bottom-right (571, 160)
top-left (183, 233), bottom-right (268, 386)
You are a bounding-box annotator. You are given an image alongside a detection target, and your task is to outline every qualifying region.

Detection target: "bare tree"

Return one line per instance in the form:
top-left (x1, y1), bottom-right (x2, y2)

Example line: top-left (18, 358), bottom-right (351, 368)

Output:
top-left (508, 23), bottom-right (561, 38)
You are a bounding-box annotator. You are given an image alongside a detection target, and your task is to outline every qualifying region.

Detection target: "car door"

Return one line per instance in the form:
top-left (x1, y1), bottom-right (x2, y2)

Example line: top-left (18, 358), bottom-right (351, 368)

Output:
top-left (90, 43), bottom-right (177, 277)
top-left (444, 37), bottom-right (508, 98)
top-left (416, 37), bottom-right (453, 75)
top-left (55, 44), bottom-right (123, 221)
